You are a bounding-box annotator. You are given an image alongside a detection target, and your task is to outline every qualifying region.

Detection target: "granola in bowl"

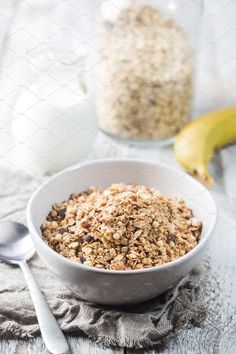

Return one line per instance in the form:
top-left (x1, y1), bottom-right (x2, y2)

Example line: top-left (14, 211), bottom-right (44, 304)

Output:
top-left (41, 183), bottom-right (202, 270)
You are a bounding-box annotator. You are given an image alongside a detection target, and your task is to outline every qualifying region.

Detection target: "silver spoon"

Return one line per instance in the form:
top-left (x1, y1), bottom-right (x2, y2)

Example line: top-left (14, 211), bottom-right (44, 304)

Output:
top-left (0, 221), bottom-right (70, 354)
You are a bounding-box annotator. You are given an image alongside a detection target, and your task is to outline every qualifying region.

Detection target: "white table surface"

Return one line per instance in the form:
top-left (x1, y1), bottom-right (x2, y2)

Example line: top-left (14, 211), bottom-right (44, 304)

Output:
top-left (0, 1), bottom-right (236, 353)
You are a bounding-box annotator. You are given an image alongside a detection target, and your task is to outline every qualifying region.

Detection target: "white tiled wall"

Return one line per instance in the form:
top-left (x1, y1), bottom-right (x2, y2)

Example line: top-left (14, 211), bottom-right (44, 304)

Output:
top-left (0, 0), bottom-right (235, 168)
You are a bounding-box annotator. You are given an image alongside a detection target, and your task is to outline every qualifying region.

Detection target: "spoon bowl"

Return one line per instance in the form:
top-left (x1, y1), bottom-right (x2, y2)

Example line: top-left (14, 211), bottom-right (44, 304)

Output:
top-left (0, 221), bottom-right (35, 263)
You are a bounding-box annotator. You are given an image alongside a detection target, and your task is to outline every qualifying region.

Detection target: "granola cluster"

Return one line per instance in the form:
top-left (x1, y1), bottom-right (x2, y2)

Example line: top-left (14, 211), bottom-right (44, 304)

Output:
top-left (41, 184), bottom-right (202, 270)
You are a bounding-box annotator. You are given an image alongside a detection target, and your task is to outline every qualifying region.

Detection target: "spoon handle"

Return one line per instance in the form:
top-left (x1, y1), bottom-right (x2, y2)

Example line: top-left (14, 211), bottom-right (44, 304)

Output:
top-left (19, 260), bottom-right (70, 354)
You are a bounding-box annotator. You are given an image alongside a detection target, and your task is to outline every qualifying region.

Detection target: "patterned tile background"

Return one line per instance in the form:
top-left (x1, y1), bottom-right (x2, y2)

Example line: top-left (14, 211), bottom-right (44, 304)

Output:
top-left (0, 0), bottom-right (235, 173)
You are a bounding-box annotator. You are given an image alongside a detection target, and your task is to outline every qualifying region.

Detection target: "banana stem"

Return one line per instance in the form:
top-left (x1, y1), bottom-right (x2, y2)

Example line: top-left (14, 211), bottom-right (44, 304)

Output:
top-left (194, 165), bottom-right (214, 188)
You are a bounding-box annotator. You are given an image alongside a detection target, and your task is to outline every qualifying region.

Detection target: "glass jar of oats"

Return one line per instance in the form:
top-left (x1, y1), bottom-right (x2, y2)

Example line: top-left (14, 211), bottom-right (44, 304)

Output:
top-left (96, 0), bottom-right (203, 145)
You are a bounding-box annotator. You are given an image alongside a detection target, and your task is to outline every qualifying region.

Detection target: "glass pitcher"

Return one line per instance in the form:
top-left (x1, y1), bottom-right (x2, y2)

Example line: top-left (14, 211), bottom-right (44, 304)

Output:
top-left (11, 46), bottom-right (97, 174)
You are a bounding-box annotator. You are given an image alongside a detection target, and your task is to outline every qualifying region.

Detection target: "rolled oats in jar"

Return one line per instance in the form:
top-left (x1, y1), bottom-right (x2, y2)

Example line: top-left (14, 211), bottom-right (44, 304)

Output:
top-left (96, 0), bottom-right (203, 144)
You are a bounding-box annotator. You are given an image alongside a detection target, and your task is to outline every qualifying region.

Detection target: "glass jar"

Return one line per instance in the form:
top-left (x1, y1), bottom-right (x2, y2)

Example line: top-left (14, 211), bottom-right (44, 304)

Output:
top-left (96, 0), bottom-right (203, 146)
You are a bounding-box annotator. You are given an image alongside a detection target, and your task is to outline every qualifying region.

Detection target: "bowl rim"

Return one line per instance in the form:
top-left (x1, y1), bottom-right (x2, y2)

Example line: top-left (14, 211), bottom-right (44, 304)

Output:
top-left (27, 158), bottom-right (217, 275)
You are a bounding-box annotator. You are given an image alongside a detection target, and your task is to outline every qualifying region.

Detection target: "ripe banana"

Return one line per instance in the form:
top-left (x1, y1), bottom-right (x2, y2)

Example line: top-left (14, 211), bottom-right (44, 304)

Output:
top-left (174, 107), bottom-right (236, 187)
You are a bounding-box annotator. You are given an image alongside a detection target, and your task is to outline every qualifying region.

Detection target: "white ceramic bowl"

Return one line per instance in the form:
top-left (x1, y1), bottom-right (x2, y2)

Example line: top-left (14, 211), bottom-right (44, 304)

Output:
top-left (27, 159), bottom-right (217, 305)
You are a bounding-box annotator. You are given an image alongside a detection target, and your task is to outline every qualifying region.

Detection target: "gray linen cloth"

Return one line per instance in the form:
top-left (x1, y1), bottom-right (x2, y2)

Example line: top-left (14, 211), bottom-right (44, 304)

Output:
top-left (0, 167), bottom-right (217, 348)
